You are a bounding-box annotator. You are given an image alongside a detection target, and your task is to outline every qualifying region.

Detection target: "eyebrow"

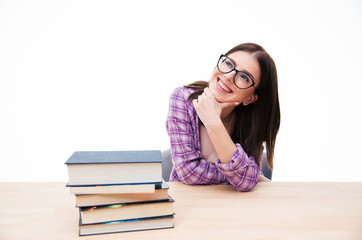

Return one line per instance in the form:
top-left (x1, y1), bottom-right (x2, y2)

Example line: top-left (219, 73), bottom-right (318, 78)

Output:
top-left (228, 56), bottom-right (255, 80)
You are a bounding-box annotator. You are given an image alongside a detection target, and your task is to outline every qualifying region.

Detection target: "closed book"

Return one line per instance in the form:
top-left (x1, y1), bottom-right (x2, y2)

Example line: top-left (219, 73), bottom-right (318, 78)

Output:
top-left (76, 181), bottom-right (169, 207)
top-left (80, 198), bottom-right (174, 225)
top-left (79, 215), bottom-right (174, 236)
top-left (69, 183), bottom-right (157, 195)
top-left (65, 150), bottom-right (162, 186)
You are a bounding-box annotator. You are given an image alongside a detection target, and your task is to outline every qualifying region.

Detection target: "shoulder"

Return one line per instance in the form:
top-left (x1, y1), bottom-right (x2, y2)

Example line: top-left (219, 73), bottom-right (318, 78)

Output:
top-left (169, 86), bottom-right (196, 101)
top-left (167, 87), bottom-right (197, 120)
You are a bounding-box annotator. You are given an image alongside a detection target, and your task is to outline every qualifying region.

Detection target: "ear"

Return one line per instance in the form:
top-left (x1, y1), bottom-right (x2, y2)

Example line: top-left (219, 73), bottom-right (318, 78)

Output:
top-left (243, 94), bottom-right (258, 106)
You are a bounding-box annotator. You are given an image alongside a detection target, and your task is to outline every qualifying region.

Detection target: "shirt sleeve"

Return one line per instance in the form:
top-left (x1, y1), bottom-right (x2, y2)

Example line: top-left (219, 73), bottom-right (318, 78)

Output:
top-left (166, 88), bottom-right (227, 185)
top-left (215, 144), bottom-right (260, 192)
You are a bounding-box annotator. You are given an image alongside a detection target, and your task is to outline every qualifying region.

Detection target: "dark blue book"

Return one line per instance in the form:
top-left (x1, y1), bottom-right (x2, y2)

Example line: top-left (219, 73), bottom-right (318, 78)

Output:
top-left (65, 150), bottom-right (162, 186)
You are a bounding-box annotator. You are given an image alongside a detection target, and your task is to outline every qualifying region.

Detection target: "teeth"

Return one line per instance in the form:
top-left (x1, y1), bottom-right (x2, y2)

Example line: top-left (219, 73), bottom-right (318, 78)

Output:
top-left (218, 80), bottom-right (231, 93)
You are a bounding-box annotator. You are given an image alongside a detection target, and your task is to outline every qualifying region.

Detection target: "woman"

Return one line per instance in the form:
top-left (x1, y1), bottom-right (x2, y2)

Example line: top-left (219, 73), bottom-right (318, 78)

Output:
top-left (166, 43), bottom-right (280, 191)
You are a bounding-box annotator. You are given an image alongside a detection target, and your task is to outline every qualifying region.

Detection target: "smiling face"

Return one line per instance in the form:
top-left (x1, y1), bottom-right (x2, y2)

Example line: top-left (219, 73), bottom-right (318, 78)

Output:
top-left (209, 51), bottom-right (261, 105)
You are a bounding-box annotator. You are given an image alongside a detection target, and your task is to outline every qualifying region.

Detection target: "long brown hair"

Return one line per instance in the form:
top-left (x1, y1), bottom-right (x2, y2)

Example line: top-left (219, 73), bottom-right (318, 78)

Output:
top-left (185, 43), bottom-right (280, 169)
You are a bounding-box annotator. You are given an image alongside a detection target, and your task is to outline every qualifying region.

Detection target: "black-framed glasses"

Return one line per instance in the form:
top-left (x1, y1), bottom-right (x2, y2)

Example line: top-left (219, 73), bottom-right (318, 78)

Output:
top-left (217, 54), bottom-right (256, 89)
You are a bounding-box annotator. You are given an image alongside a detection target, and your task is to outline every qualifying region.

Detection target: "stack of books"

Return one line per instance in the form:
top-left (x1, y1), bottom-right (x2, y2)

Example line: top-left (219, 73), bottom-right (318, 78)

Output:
top-left (65, 150), bottom-right (174, 236)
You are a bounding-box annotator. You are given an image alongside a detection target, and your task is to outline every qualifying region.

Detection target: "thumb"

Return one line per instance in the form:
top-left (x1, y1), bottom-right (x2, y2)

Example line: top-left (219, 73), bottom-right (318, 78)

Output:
top-left (220, 101), bottom-right (240, 108)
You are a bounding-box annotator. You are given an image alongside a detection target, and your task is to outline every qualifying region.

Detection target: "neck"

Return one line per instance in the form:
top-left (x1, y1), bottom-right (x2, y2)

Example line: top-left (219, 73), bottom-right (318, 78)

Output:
top-left (220, 105), bottom-right (235, 123)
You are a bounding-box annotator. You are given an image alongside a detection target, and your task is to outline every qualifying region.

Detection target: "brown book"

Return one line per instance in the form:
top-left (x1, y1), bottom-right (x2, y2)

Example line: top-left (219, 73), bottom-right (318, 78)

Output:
top-left (75, 181), bottom-right (169, 207)
top-left (80, 198), bottom-right (174, 225)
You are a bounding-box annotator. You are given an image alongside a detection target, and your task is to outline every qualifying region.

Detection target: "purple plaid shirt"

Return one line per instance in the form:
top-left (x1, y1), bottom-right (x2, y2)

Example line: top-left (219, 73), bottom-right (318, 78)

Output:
top-left (166, 87), bottom-right (260, 192)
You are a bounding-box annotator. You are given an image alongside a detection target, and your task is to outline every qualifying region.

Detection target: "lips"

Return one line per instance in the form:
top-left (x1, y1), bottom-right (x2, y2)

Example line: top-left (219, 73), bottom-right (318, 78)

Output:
top-left (217, 78), bottom-right (233, 93)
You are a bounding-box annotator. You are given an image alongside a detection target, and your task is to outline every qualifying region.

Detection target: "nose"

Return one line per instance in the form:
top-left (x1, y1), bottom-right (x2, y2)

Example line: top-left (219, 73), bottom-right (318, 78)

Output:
top-left (223, 71), bottom-right (235, 84)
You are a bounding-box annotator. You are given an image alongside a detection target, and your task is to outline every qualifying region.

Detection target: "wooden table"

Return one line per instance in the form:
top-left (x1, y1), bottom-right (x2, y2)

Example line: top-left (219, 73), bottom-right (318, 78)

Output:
top-left (0, 182), bottom-right (361, 240)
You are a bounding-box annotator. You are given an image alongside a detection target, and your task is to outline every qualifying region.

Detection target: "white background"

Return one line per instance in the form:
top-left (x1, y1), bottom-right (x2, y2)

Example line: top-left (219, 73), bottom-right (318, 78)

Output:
top-left (1, 0), bottom-right (361, 182)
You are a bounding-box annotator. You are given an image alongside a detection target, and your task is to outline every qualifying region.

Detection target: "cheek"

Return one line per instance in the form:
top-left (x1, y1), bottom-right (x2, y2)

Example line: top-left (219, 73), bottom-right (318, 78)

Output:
top-left (209, 68), bottom-right (218, 80)
top-left (208, 80), bottom-right (218, 97)
top-left (233, 90), bottom-right (253, 102)
top-left (233, 95), bottom-right (245, 103)
top-left (208, 70), bottom-right (218, 89)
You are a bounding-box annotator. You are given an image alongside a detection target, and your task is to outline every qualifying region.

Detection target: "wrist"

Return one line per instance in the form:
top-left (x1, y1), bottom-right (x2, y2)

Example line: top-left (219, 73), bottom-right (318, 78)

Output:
top-left (205, 117), bottom-right (223, 134)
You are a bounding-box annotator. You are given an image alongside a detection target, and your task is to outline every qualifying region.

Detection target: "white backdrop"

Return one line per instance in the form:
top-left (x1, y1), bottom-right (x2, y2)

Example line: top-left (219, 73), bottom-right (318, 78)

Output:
top-left (1, 0), bottom-right (361, 182)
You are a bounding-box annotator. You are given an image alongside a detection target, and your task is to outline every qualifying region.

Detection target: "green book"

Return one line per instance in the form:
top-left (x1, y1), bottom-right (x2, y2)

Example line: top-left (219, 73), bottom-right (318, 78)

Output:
top-left (79, 215), bottom-right (174, 236)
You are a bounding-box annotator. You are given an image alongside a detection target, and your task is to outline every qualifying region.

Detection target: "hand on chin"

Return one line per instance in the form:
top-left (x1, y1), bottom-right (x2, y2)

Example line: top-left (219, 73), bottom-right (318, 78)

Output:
top-left (208, 87), bottom-right (240, 111)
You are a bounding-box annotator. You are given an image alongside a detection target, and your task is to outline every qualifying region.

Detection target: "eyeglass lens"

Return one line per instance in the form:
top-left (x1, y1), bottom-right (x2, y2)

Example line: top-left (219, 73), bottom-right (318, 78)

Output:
top-left (217, 55), bottom-right (254, 89)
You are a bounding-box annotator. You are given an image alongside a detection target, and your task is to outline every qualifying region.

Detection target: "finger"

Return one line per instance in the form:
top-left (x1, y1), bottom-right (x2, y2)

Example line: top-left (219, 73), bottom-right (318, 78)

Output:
top-left (203, 87), bottom-right (212, 96)
top-left (203, 88), bottom-right (217, 102)
top-left (198, 95), bottom-right (203, 102)
top-left (192, 99), bottom-right (198, 108)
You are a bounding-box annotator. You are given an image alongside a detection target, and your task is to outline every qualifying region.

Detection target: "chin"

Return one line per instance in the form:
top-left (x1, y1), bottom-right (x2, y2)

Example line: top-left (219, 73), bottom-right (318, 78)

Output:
top-left (208, 82), bottom-right (226, 102)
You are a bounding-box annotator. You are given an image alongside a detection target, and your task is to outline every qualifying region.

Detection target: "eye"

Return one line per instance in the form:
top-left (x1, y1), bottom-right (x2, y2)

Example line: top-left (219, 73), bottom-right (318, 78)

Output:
top-left (240, 73), bottom-right (250, 83)
top-left (225, 59), bottom-right (233, 68)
